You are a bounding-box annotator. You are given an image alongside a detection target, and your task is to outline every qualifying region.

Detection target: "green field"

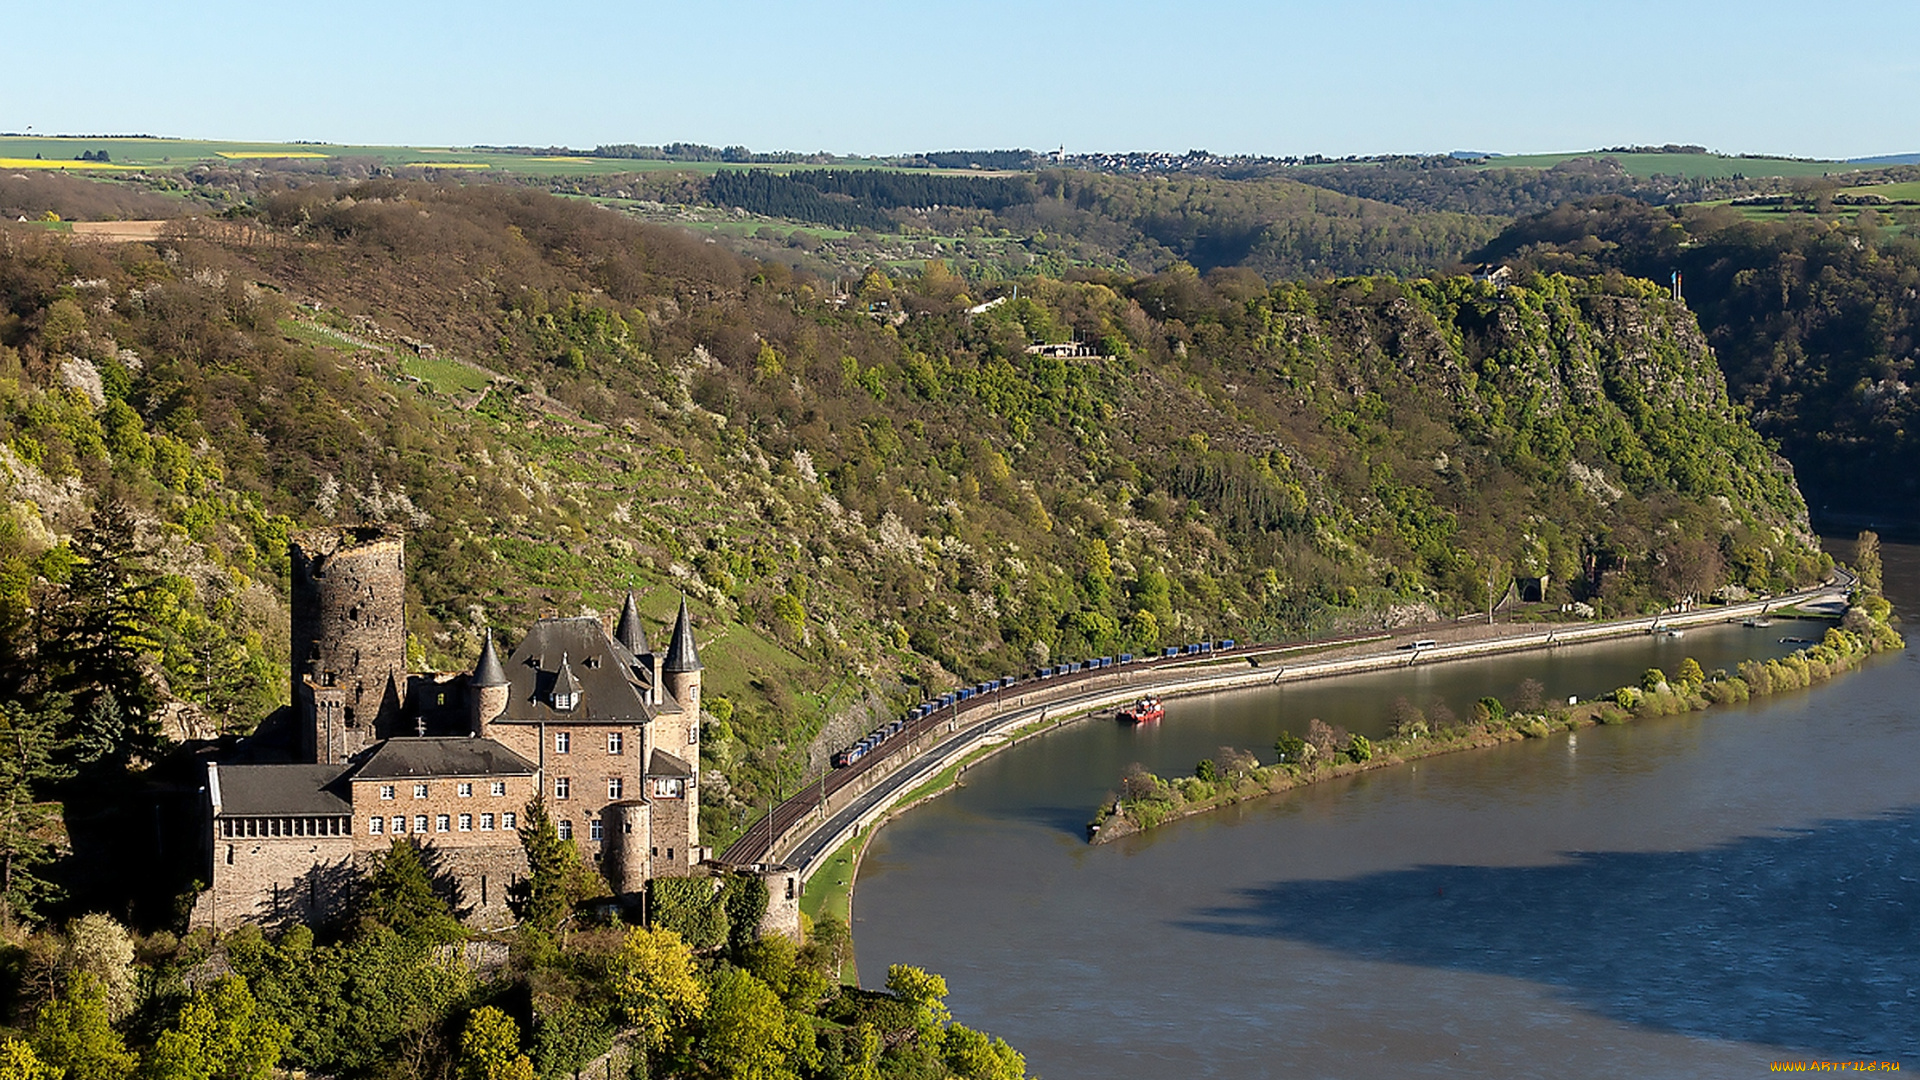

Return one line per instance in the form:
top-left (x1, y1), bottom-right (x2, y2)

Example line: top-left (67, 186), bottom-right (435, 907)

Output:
top-left (1471, 151), bottom-right (1856, 180)
top-left (0, 135), bottom-right (971, 179)
top-left (1839, 180), bottom-right (1920, 201)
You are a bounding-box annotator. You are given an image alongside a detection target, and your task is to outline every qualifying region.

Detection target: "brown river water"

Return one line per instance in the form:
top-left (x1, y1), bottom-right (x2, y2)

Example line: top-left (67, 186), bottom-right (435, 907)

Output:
top-left (851, 540), bottom-right (1919, 1077)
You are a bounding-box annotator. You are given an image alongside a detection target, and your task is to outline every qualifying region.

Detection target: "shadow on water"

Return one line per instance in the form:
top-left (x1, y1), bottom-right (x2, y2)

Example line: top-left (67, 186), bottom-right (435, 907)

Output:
top-left (1174, 808), bottom-right (1920, 1056)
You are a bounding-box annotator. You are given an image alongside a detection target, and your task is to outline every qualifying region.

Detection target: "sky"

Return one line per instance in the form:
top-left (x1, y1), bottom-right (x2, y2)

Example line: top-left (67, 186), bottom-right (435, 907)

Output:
top-left (7, 0), bottom-right (1918, 160)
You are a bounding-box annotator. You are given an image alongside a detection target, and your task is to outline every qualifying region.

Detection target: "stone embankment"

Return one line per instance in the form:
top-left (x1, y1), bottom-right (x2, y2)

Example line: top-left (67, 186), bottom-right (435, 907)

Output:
top-left (765, 577), bottom-right (1852, 880)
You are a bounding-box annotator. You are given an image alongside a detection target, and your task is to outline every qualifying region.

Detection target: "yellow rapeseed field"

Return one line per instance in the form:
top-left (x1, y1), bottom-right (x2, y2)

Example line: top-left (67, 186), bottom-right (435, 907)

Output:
top-left (0, 158), bottom-right (143, 171)
top-left (214, 151), bottom-right (330, 159)
top-left (405, 162), bottom-right (491, 169)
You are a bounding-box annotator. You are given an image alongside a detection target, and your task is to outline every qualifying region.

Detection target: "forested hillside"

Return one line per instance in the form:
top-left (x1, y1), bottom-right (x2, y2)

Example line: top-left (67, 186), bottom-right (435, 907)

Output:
top-left (0, 181), bottom-right (1822, 886)
top-left (1476, 196), bottom-right (1920, 523)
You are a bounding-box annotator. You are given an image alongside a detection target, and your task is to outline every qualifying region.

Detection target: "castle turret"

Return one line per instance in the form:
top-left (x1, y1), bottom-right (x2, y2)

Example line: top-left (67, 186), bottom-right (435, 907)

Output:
top-left (291, 528), bottom-right (407, 764)
top-left (614, 592), bottom-right (648, 655)
top-left (470, 629), bottom-right (509, 738)
top-left (601, 800), bottom-right (652, 896)
top-left (660, 598), bottom-right (703, 748)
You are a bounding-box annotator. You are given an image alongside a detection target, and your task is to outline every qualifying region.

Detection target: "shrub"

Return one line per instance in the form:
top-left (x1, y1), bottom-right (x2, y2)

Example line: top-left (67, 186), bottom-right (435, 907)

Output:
top-left (1345, 734), bottom-right (1373, 763)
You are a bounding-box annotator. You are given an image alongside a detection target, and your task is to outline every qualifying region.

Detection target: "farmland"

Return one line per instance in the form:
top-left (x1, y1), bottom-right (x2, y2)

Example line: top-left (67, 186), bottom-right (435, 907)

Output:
top-left (0, 135), bottom-right (957, 177)
top-left (1470, 150), bottom-right (1855, 179)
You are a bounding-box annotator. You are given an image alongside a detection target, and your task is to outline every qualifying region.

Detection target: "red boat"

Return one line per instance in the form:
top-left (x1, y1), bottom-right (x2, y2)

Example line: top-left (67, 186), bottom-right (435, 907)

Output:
top-left (1118, 696), bottom-right (1165, 723)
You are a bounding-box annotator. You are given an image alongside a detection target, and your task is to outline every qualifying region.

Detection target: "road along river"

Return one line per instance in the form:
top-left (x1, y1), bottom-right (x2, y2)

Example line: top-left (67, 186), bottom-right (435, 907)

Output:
top-left (848, 546), bottom-right (1917, 1077)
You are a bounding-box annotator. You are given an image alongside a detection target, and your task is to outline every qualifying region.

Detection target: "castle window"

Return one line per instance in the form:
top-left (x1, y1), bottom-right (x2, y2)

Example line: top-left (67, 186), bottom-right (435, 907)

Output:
top-left (392, 816), bottom-right (407, 834)
top-left (435, 815), bottom-right (450, 833)
top-left (558, 820), bottom-right (573, 841)
top-left (457, 782), bottom-right (472, 798)
top-left (651, 778), bottom-right (684, 799)
top-left (555, 732), bottom-right (571, 753)
top-left (225, 845), bottom-right (234, 865)
top-left (608, 777), bottom-right (624, 799)
top-left (379, 785), bottom-right (395, 800)
top-left (413, 783), bottom-right (429, 799)
top-left (414, 815), bottom-right (429, 834)
top-left (689, 725), bottom-right (697, 744)
top-left (554, 690), bottom-right (579, 712)
top-left (480, 813), bottom-right (495, 831)
top-left (590, 818), bottom-right (603, 842)
top-left (458, 814), bottom-right (472, 832)
top-left (503, 812), bottom-right (517, 830)
top-left (608, 732), bottom-right (623, 755)
top-left (555, 776), bottom-right (570, 799)
top-left (369, 817), bottom-right (384, 835)
top-left (491, 781), bottom-right (507, 797)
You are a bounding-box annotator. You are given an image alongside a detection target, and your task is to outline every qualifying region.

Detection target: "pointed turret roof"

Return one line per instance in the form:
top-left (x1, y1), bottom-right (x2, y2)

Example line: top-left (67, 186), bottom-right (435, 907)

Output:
top-left (663, 597), bottom-right (703, 673)
top-left (553, 653), bottom-right (583, 699)
top-left (615, 592), bottom-right (648, 655)
top-left (473, 629), bottom-right (508, 687)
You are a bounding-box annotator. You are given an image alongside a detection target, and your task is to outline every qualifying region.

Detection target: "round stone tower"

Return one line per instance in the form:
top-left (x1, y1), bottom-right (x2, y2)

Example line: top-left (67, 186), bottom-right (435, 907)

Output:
top-left (661, 598), bottom-right (703, 738)
top-left (469, 628), bottom-right (510, 739)
top-left (290, 528), bottom-right (407, 763)
top-left (601, 801), bottom-right (652, 896)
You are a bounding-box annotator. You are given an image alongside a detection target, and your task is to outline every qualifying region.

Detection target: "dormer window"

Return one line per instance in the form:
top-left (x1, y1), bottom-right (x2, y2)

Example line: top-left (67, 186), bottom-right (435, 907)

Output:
top-left (551, 653), bottom-right (583, 712)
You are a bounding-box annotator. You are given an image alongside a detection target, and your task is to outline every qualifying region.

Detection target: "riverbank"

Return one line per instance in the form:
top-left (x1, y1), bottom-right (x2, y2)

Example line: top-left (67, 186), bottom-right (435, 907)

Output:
top-left (1087, 600), bottom-right (1903, 844)
top-left (773, 575), bottom-right (1848, 882)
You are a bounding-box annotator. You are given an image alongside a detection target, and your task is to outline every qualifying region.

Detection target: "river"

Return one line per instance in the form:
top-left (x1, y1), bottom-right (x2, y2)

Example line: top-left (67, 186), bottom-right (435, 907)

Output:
top-left (851, 540), bottom-right (1919, 1077)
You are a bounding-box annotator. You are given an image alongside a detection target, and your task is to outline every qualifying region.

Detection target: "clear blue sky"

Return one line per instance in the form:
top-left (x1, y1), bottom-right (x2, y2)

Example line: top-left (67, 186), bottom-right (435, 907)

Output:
top-left (8, 0), bottom-right (1917, 159)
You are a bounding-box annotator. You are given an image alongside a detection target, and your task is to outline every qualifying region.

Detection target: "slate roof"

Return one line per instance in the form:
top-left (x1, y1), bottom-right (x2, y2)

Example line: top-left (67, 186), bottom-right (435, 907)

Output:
top-left (663, 598), bottom-right (703, 674)
top-left (348, 737), bottom-right (537, 780)
top-left (615, 593), bottom-right (648, 655)
top-left (472, 629), bottom-right (508, 688)
top-left (647, 748), bottom-right (694, 779)
top-left (497, 616), bottom-right (668, 723)
top-left (214, 764), bottom-right (351, 817)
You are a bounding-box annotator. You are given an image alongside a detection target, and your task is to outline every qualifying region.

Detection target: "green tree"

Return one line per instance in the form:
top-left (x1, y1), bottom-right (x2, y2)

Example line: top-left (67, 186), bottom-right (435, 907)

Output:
top-left (356, 839), bottom-right (464, 944)
top-left (456, 1007), bottom-right (534, 1080)
top-left (1345, 734), bottom-right (1373, 764)
top-left (940, 1023), bottom-right (1027, 1080)
top-left (1677, 658), bottom-right (1705, 688)
top-left (1854, 530), bottom-right (1883, 596)
top-left (39, 499), bottom-right (161, 764)
top-left (612, 926), bottom-right (707, 1058)
top-left (697, 967), bottom-right (810, 1080)
top-left (143, 975), bottom-right (286, 1080)
top-left (31, 973), bottom-right (136, 1080)
top-left (0, 1039), bottom-right (58, 1080)
top-left (508, 797), bottom-right (569, 938)
top-left (884, 964), bottom-right (950, 1041)
top-left (0, 697), bottom-right (72, 922)
top-left (1273, 731), bottom-right (1307, 766)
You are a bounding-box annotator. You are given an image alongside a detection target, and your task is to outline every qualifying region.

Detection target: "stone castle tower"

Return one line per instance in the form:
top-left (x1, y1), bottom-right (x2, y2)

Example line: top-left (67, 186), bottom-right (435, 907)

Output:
top-left (291, 528), bottom-right (407, 764)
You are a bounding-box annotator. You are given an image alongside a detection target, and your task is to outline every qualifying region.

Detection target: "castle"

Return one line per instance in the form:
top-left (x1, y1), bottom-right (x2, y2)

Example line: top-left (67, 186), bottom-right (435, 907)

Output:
top-left (194, 527), bottom-right (792, 931)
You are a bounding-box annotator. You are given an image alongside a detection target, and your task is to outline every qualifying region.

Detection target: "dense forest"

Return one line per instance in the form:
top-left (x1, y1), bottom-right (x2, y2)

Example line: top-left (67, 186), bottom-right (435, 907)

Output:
top-left (1475, 196), bottom-right (1920, 522)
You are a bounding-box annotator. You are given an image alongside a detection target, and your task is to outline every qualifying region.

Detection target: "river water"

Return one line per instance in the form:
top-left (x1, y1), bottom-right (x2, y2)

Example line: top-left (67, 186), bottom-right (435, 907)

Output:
top-left (852, 541), bottom-right (1920, 1077)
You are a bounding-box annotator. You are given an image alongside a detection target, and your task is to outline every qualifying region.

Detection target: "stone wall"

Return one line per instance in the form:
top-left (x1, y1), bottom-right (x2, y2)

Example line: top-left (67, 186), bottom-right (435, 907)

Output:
top-left (203, 834), bottom-right (356, 931)
top-left (486, 720), bottom-right (646, 859)
top-left (350, 773), bottom-right (539, 851)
